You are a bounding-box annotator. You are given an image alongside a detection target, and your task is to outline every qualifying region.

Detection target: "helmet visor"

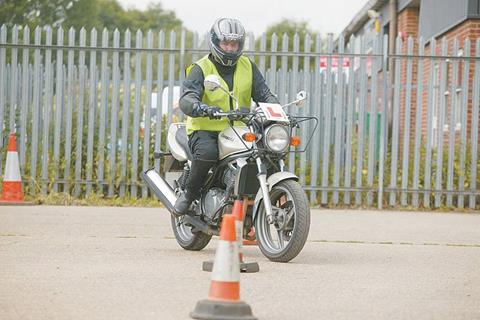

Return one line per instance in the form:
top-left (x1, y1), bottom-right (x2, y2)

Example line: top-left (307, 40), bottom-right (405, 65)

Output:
top-left (219, 39), bottom-right (242, 54)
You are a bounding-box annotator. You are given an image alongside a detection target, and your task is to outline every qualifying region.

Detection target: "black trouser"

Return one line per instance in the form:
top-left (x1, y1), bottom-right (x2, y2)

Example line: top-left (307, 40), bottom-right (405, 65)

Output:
top-left (184, 130), bottom-right (219, 199)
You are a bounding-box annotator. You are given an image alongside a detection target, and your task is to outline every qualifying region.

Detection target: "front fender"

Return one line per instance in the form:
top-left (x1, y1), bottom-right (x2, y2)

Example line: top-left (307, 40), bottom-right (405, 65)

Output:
top-left (251, 171), bottom-right (299, 222)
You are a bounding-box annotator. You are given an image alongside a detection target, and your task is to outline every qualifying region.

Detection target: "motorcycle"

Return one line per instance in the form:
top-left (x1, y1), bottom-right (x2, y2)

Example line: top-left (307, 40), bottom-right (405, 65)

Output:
top-left (142, 74), bottom-right (318, 262)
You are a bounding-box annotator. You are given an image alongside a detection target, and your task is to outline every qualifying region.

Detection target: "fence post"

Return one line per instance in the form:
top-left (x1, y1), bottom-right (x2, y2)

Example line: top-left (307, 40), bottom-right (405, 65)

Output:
top-left (434, 38), bottom-right (449, 208)
top-left (332, 35), bottom-right (345, 204)
top-left (108, 29), bottom-right (121, 198)
top-left (469, 39), bottom-right (480, 209)
top-left (30, 26), bottom-right (42, 194)
top-left (445, 38), bottom-right (460, 207)
top-left (142, 30), bottom-right (154, 198)
top-left (53, 27), bottom-right (64, 193)
top-left (300, 34), bottom-right (310, 188)
top-left (321, 34), bottom-right (334, 204)
top-left (423, 38), bottom-right (437, 207)
top-left (400, 36), bottom-right (414, 206)
top-left (412, 37), bottom-right (425, 207)
top-left (131, 29), bottom-right (143, 197)
top-left (19, 26), bottom-right (30, 169)
top-left (86, 28), bottom-right (97, 195)
top-left (63, 27), bottom-right (76, 193)
top-left (344, 36), bottom-right (356, 205)
top-left (310, 33), bottom-right (322, 204)
top-left (9, 25), bottom-right (18, 134)
top-left (389, 36), bottom-right (402, 206)
top-left (42, 26), bottom-right (54, 196)
top-left (288, 33), bottom-right (298, 175)
top-left (355, 35), bottom-right (368, 205)
top-left (457, 38), bottom-right (471, 208)
top-left (96, 28), bottom-right (109, 195)
top-left (367, 35), bottom-right (380, 206)
top-left (378, 34), bottom-right (390, 209)
top-left (120, 29), bottom-right (131, 198)
top-left (154, 30), bottom-right (165, 174)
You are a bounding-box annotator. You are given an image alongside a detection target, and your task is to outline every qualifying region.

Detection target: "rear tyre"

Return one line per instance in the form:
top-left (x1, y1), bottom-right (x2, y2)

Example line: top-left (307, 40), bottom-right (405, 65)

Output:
top-left (170, 215), bottom-right (212, 251)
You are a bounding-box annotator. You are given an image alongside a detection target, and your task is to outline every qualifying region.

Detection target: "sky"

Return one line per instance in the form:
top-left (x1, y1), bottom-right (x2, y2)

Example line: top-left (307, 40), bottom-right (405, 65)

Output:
top-left (117, 0), bottom-right (367, 36)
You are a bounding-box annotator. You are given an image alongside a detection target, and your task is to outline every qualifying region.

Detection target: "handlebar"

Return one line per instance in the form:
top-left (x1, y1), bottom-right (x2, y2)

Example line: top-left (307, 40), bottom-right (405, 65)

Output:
top-left (212, 110), bottom-right (254, 121)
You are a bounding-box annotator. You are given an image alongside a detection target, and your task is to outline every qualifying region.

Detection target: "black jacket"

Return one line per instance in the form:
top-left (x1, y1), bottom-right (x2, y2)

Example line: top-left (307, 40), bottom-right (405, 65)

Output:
top-left (179, 54), bottom-right (279, 117)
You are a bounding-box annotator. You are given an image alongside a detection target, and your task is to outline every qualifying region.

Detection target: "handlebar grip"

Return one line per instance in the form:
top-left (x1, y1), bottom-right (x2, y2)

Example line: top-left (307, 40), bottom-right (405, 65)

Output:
top-left (154, 151), bottom-right (171, 158)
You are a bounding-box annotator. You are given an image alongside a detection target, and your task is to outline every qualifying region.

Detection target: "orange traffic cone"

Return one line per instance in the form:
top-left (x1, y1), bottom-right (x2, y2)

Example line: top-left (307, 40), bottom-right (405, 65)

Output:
top-left (242, 227), bottom-right (258, 246)
top-left (0, 133), bottom-right (26, 205)
top-left (242, 201), bottom-right (258, 246)
top-left (191, 215), bottom-right (257, 320)
top-left (232, 200), bottom-right (259, 273)
top-left (202, 200), bottom-right (259, 273)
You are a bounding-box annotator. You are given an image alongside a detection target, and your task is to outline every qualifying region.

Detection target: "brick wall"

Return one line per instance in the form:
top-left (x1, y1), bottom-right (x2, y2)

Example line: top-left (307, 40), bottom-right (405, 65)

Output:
top-left (421, 19), bottom-right (480, 145)
top-left (397, 7), bottom-right (419, 144)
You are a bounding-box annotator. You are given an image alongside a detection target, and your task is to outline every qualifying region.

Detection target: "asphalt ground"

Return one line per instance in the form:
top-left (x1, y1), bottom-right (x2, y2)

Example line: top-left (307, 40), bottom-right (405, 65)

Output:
top-left (1, 206), bottom-right (479, 320)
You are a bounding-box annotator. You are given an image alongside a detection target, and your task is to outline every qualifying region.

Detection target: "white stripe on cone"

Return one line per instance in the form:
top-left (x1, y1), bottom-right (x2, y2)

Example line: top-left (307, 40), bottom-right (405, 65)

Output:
top-left (235, 220), bottom-right (243, 256)
top-left (211, 240), bottom-right (240, 282)
top-left (4, 151), bottom-right (21, 181)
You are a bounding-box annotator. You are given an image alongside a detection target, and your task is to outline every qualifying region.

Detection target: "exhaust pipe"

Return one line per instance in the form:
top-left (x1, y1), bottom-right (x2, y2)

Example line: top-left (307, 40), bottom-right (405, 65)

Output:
top-left (142, 167), bottom-right (220, 236)
top-left (141, 168), bottom-right (177, 213)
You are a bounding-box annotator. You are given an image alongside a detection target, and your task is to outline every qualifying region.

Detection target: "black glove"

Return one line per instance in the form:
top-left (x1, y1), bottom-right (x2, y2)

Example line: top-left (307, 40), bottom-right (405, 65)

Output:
top-left (191, 103), bottom-right (221, 119)
top-left (201, 105), bottom-right (222, 119)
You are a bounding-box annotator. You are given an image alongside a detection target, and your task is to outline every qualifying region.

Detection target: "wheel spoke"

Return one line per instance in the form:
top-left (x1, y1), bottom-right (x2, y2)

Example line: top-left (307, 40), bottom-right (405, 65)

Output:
top-left (269, 223), bottom-right (280, 246)
top-left (284, 207), bottom-right (295, 227)
top-left (277, 230), bottom-right (284, 249)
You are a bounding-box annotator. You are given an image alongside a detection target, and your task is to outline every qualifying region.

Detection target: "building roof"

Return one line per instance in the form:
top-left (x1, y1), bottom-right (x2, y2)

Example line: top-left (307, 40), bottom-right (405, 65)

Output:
top-left (338, 0), bottom-right (389, 40)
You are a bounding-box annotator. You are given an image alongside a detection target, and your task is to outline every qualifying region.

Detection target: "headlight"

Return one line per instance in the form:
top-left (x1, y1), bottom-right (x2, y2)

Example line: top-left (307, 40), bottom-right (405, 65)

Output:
top-left (264, 125), bottom-right (290, 152)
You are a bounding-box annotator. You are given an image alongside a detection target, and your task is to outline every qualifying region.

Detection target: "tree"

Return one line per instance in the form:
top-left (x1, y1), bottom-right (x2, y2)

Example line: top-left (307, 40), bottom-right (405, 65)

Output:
top-left (63, 0), bottom-right (182, 32)
top-left (0, 0), bottom-right (184, 32)
top-left (124, 3), bottom-right (182, 32)
top-left (255, 18), bottom-right (323, 71)
top-left (257, 19), bottom-right (319, 52)
top-left (0, 0), bottom-right (78, 28)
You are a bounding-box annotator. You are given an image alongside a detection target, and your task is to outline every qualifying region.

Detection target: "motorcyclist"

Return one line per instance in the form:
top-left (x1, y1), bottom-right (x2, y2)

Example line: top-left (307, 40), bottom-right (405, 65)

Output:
top-left (173, 17), bottom-right (279, 216)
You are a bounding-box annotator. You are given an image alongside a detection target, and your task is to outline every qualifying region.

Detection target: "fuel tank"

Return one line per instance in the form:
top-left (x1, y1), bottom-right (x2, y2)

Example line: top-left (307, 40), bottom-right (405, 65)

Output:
top-left (218, 126), bottom-right (253, 160)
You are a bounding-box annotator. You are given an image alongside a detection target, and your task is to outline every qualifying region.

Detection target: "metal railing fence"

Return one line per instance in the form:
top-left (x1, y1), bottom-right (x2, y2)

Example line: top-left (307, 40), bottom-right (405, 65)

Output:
top-left (0, 25), bottom-right (479, 209)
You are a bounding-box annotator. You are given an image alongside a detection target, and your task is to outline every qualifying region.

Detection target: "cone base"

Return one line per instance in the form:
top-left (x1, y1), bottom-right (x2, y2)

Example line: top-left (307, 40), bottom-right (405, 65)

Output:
top-left (190, 299), bottom-right (257, 320)
top-left (0, 200), bottom-right (33, 206)
top-left (202, 260), bottom-right (260, 273)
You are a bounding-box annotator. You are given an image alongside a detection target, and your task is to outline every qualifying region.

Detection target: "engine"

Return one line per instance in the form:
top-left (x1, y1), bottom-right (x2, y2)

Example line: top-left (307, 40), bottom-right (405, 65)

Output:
top-left (200, 165), bottom-right (237, 222)
top-left (201, 187), bottom-right (227, 222)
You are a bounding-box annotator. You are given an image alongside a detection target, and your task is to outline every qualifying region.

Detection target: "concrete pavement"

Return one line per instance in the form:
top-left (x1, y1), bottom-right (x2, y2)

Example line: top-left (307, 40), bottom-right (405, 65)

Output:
top-left (1, 206), bottom-right (479, 320)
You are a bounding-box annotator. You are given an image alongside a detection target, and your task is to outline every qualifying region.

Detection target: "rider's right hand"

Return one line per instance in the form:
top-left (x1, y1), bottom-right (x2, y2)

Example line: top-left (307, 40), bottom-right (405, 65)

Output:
top-left (202, 105), bottom-right (222, 119)
top-left (191, 103), bottom-right (222, 119)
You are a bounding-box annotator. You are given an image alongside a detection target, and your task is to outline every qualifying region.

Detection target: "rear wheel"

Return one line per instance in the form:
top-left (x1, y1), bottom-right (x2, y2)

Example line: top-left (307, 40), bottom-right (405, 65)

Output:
top-left (170, 215), bottom-right (212, 251)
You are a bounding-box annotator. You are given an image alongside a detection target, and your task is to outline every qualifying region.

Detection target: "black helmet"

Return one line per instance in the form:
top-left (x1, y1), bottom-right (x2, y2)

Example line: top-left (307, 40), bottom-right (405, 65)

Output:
top-left (209, 18), bottom-right (245, 67)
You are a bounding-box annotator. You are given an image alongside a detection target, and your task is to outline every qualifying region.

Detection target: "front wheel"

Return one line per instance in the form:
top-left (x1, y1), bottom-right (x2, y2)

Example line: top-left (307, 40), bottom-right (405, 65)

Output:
top-left (255, 179), bottom-right (310, 262)
top-left (170, 215), bottom-right (212, 251)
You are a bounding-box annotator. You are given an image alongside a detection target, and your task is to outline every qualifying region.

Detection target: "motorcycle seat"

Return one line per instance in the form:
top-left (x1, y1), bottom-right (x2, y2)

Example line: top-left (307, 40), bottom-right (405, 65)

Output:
top-left (175, 126), bottom-right (193, 161)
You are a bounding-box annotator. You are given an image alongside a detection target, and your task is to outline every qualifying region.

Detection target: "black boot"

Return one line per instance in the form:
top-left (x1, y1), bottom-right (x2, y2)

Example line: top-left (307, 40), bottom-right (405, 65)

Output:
top-left (173, 191), bottom-right (196, 217)
top-left (172, 160), bottom-right (214, 217)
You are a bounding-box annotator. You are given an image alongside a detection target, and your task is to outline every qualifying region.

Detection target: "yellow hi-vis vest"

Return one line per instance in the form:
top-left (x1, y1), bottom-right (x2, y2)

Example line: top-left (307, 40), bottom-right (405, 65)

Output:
top-left (185, 55), bottom-right (252, 135)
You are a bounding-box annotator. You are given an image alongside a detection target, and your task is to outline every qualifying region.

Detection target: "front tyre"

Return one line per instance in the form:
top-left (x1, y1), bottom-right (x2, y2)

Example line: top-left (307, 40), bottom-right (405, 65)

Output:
top-left (170, 215), bottom-right (212, 251)
top-left (255, 180), bottom-right (310, 262)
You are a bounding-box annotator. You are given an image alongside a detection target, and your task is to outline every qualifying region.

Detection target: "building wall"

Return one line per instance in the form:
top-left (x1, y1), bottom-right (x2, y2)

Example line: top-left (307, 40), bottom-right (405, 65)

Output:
top-left (423, 19), bottom-right (480, 144)
top-left (419, 0), bottom-right (470, 39)
top-left (394, 5), bottom-right (480, 146)
top-left (397, 7), bottom-right (420, 143)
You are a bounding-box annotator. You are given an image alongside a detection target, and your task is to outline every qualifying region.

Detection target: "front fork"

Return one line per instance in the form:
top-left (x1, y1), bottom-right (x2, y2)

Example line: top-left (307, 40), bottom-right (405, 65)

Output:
top-left (255, 156), bottom-right (274, 224)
